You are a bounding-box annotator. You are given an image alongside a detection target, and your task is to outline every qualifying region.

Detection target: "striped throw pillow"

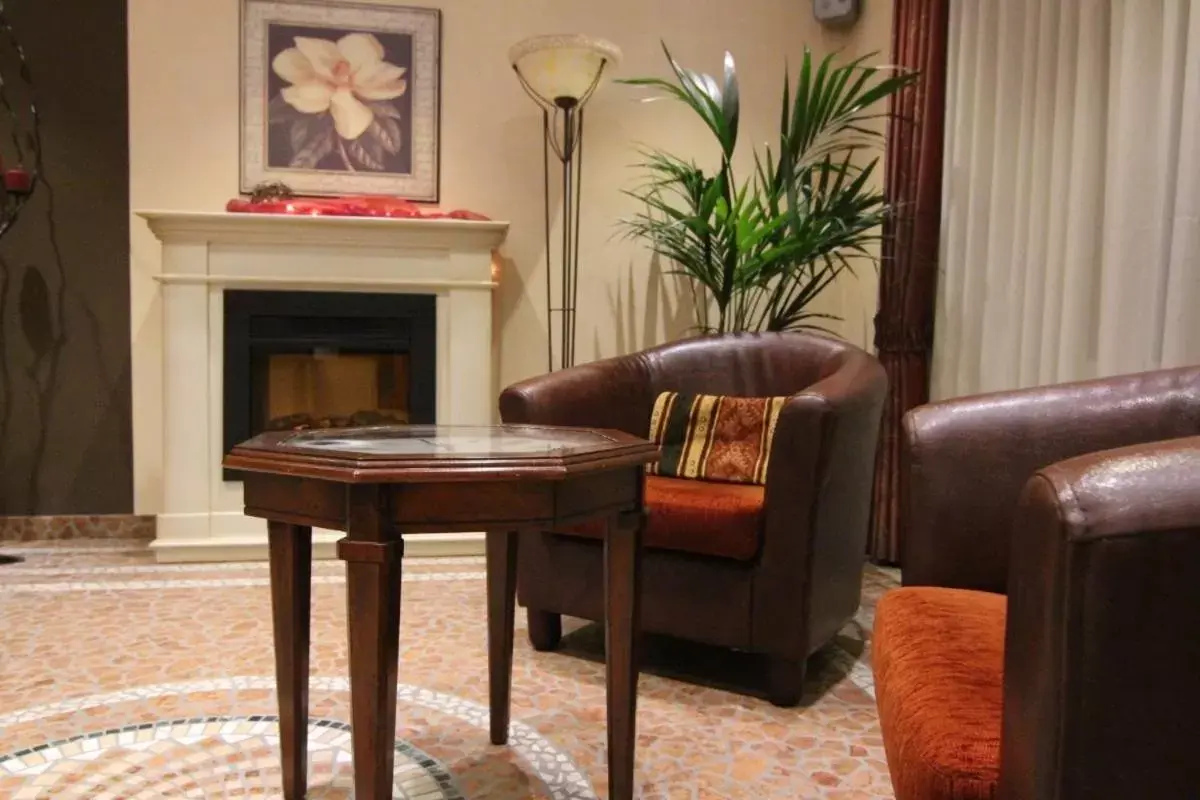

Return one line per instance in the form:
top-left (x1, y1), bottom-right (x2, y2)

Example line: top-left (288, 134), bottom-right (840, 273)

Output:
top-left (647, 391), bottom-right (786, 485)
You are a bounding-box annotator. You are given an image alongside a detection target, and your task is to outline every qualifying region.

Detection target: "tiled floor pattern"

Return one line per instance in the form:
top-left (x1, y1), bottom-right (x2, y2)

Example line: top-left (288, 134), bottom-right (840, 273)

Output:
top-left (0, 716), bottom-right (459, 799)
top-left (0, 540), bottom-right (899, 798)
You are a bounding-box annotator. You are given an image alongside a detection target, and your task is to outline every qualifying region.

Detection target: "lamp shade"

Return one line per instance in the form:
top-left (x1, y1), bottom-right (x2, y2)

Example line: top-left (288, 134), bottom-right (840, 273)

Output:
top-left (509, 34), bottom-right (622, 106)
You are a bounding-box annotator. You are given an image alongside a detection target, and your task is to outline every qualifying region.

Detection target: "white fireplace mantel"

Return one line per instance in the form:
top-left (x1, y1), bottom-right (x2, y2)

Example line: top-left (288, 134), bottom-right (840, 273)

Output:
top-left (135, 210), bottom-right (509, 563)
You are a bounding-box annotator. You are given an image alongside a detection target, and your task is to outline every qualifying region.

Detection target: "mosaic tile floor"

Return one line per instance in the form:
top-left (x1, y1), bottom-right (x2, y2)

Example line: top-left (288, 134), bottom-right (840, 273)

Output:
top-left (0, 539), bottom-right (899, 799)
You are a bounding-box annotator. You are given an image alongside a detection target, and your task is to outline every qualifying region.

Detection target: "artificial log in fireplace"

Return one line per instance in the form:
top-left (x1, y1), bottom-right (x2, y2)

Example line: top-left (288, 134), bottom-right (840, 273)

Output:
top-left (223, 290), bottom-right (436, 480)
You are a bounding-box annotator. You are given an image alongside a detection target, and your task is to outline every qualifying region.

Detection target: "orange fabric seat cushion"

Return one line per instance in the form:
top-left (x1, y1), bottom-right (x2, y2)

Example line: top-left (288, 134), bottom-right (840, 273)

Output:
top-left (872, 587), bottom-right (1005, 800)
top-left (560, 475), bottom-right (763, 561)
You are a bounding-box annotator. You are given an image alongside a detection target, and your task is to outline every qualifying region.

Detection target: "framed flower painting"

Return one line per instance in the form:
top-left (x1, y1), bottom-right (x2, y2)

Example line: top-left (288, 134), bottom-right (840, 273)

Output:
top-left (240, 0), bottom-right (441, 201)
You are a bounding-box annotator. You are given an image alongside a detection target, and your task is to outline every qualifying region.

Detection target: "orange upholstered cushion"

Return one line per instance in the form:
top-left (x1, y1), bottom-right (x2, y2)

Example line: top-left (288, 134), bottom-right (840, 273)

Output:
top-left (873, 587), bottom-right (1005, 800)
top-left (561, 475), bottom-right (763, 561)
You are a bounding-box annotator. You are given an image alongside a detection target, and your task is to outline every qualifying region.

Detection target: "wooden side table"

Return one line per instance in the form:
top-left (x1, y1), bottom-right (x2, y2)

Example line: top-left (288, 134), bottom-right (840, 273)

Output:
top-left (225, 424), bottom-right (658, 800)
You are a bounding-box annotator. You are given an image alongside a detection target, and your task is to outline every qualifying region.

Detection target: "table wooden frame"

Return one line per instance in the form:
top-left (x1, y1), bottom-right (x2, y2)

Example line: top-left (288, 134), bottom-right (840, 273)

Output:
top-left (225, 425), bottom-right (658, 800)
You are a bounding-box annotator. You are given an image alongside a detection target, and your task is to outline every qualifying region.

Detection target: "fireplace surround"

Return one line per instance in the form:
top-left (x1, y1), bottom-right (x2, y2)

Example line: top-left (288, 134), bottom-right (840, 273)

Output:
top-left (135, 211), bottom-right (508, 562)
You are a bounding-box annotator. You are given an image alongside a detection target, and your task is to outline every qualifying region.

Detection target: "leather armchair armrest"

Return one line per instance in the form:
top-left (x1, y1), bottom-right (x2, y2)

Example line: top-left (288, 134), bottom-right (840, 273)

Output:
top-left (999, 437), bottom-right (1200, 800)
top-left (754, 351), bottom-right (888, 656)
top-left (498, 354), bottom-right (654, 436)
top-left (901, 367), bottom-right (1200, 592)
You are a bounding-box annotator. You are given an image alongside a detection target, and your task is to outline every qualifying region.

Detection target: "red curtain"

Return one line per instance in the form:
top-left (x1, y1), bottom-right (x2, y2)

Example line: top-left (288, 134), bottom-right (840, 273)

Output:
top-left (868, 0), bottom-right (951, 564)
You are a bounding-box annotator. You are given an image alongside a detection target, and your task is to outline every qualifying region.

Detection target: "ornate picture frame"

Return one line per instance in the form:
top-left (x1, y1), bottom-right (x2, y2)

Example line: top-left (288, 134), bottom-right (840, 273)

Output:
top-left (240, 0), bottom-right (441, 201)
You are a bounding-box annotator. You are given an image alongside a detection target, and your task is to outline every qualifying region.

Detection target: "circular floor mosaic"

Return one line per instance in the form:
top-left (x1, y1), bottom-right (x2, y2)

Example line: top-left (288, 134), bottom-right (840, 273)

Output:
top-left (0, 678), bottom-right (598, 800)
top-left (0, 716), bottom-right (461, 799)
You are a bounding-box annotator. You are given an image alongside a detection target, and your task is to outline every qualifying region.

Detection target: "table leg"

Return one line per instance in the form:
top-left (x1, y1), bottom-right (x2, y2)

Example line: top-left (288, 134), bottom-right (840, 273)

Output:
top-left (339, 486), bottom-right (404, 800)
top-left (486, 530), bottom-right (519, 745)
top-left (268, 522), bottom-right (312, 800)
top-left (604, 512), bottom-right (644, 800)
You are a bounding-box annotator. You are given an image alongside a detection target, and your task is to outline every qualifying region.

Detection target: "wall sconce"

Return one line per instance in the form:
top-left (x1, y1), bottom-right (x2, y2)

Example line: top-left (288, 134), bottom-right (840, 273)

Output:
top-left (812, 0), bottom-right (861, 28)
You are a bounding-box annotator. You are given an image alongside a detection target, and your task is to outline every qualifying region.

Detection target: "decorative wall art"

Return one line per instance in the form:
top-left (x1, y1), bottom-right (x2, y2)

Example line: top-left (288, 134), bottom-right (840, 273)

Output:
top-left (240, 0), bottom-right (441, 201)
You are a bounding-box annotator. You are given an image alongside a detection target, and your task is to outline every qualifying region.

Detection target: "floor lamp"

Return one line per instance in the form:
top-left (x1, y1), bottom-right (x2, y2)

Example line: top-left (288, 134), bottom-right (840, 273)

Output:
top-left (509, 34), bottom-right (622, 371)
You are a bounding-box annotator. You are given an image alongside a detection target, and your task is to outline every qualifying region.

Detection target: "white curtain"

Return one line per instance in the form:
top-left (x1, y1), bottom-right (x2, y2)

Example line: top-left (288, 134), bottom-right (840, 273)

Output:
top-left (932, 0), bottom-right (1200, 399)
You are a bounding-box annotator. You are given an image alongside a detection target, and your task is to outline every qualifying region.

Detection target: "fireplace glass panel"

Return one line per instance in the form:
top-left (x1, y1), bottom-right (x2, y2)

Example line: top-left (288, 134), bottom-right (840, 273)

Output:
top-left (260, 351), bottom-right (412, 432)
top-left (223, 290), bottom-right (436, 481)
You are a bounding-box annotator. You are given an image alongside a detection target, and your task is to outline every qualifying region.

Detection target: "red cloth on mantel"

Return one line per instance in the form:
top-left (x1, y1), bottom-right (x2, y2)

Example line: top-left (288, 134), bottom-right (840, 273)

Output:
top-left (226, 195), bottom-right (490, 221)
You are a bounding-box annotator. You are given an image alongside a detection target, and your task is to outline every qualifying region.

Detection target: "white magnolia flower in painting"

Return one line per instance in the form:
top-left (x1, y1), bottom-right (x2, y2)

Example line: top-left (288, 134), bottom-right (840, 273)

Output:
top-left (272, 33), bottom-right (408, 141)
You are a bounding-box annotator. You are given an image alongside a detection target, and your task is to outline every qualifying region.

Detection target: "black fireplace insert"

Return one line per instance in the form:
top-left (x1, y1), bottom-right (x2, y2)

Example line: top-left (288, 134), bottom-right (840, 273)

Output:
top-left (223, 290), bottom-right (436, 481)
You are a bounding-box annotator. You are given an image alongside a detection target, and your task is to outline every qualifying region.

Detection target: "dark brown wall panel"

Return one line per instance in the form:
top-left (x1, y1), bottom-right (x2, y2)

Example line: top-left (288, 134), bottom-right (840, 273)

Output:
top-left (0, 0), bottom-right (132, 514)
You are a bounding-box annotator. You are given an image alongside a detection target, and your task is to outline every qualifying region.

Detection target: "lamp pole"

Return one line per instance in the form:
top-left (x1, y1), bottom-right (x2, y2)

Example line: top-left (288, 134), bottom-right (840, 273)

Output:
top-left (548, 96), bottom-right (583, 371)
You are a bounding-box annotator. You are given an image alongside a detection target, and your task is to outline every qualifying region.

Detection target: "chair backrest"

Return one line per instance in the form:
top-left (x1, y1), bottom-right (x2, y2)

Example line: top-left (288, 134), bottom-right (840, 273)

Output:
top-left (640, 332), bottom-right (862, 402)
top-left (999, 436), bottom-right (1200, 800)
top-left (499, 332), bottom-right (875, 445)
top-left (902, 366), bottom-right (1200, 592)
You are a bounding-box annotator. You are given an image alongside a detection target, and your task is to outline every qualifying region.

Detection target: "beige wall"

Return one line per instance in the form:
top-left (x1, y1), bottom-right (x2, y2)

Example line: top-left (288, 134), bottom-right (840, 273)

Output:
top-left (128, 0), bottom-right (890, 508)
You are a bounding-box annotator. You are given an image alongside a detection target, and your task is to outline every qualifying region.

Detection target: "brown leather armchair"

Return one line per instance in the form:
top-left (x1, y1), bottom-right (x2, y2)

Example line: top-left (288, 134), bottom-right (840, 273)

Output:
top-left (499, 333), bottom-right (887, 706)
top-left (873, 367), bottom-right (1200, 800)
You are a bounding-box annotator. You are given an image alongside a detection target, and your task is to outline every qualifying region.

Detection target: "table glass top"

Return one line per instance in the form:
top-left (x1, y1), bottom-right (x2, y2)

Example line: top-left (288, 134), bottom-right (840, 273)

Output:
top-left (274, 425), bottom-right (619, 458)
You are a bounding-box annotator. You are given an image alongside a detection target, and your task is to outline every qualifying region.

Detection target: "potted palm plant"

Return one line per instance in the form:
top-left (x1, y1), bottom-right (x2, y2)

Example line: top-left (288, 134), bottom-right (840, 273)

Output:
top-left (620, 45), bottom-right (916, 334)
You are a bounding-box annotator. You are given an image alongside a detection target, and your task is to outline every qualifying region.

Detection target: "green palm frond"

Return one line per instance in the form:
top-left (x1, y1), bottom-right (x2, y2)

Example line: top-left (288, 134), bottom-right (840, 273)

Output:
top-left (617, 43), bottom-right (917, 334)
